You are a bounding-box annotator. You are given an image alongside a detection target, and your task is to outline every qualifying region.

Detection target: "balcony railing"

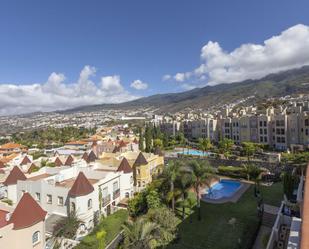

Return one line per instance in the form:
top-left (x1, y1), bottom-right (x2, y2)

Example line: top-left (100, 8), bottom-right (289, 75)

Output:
top-left (113, 189), bottom-right (120, 200)
top-left (102, 194), bottom-right (111, 207)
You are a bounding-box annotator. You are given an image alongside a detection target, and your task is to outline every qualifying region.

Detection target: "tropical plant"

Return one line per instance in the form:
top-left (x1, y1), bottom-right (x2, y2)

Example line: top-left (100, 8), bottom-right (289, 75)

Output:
top-left (146, 190), bottom-right (161, 209)
top-left (218, 138), bottom-right (234, 159)
top-left (96, 230), bottom-right (106, 249)
top-left (189, 160), bottom-right (214, 220)
top-left (176, 171), bottom-right (193, 220)
top-left (146, 207), bottom-right (178, 247)
top-left (53, 212), bottom-right (81, 239)
top-left (242, 142), bottom-right (257, 161)
top-left (198, 138), bottom-right (212, 155)
top-left (122, 219), bottom-right (160, 249)
top-left (163, 160), bottom-right (181, 211)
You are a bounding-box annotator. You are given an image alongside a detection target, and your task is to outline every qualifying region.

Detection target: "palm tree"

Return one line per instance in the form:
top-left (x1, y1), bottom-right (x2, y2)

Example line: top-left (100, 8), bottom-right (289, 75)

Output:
top-left (198, 138), bottom-right (212, 156)
top-left (189, 160), bottom-right (214, 221)
top-left (177, 171), bottom-right (193, 220)
top-left (122, 219), bottom-right (160, 249)
top-left (164, 160), bottom-right (181, 211)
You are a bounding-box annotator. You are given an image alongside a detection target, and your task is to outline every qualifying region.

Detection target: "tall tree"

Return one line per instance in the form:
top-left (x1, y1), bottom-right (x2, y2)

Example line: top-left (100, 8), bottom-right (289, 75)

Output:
top-left (139, 127), bottom-right (144, 151)
top-left (177, 171), bottom-right (193, 220)
top-left (145, 125), bottom-right (153, 153)
top-left (242, 142), bottom-right (257, 161)
top-left (163, 161), bottom-right (181, 211)
top-left (189, 160), bottom-right (214, 220)
top-left (198, 138), bottom-right (213, 155)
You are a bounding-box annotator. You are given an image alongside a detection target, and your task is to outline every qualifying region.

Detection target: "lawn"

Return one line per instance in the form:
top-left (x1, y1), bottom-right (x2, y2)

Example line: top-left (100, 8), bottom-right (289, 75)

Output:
top-left (76, 209), bottom-right (128, 248)
top-left (260, 182), bottom-right (283, 207)
top-left (167, 183), bottom-right (283, 249)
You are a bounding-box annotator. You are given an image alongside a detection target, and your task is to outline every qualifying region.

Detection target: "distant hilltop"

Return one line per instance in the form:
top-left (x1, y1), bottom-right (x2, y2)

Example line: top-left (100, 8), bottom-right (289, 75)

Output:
top-left (61, 65), bottom-right (309, 114)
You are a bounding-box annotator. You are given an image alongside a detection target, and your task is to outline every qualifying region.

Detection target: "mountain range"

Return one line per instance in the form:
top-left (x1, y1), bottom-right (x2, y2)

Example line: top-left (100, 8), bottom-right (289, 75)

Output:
top-left (63, 66), bottom-right (309, 114)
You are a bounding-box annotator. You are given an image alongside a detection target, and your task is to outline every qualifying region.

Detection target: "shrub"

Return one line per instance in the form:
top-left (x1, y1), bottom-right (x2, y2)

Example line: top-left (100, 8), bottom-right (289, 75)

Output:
top-left (217, 166), bottom-right (247, 178)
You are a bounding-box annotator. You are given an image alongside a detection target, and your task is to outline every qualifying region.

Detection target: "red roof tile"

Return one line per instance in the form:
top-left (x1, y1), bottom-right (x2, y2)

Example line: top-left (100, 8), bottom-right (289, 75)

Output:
top-left (9, 193), bottom-right (47, 230)
top-left (68, 172), bottom-right (94, 197)
top-left (20, 156), bottom-right (31, 165)
top-left (87, 151), bottom-right (97, 162)
top-left (27, 163), bottom-right (38, 174)
top-left (117, 158), bottom-right (133, 174)
top-left (3, 166), bottom-right (27, 186)
top-left (134, 152), bottom-right (148, 166)
top-left (0, 161), bottom-right (5, 168)
top-left (54, 157), bottom-right (63, 167)
top-left (64, 155), bottom-right (74, 166)
top-left (0, 209), bottom-right (9, 228)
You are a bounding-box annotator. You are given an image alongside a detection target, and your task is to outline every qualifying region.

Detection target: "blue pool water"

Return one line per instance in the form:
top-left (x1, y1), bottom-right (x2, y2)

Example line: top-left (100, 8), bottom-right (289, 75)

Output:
top-left (177, 149), bottom-right (209, 156)
top-left (203, 180), bottom-right (242, 200)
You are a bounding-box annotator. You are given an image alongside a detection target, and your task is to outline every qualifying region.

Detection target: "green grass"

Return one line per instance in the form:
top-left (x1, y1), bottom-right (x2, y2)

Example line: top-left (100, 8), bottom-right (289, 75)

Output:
top-left (76, 209), bottom-right (128, 248)
top-left (260, 182), bottom-right (283, 207)
top-left (168, 183), bottom-right (285, 249)
top-left (168, 187), bottom-right (260, 249)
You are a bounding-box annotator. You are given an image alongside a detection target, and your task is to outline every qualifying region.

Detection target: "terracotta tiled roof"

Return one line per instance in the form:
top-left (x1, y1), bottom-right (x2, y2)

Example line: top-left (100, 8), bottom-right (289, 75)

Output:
top-left (112, 146), bottom-right (120, 153)
top-left (3, 166), bottom-right (27, 186)
top-left (20, 156), bottom-right (31, 165)
top-left (9, 193), bottom-right (47, 230)
top-left (134, 152), bottom-right (148, 166)
top-left (117, 158), bottom-right (133, 174)
top-left (87, 151), bottom-right (97, 162)
top-left (65, 140), bottom-right (88, 145)
top-left (27, 163), bottom-right (38, 174)
top-left (0, 161), bottom-right (5, 168)
top-left (54, 157), bottom-right (63, 167)
top-left (0, 143), bottom-right (24, 150)
top-left (64, 155), bottom-right (74, 166)
top-left (0, 209), bottom-right (9, 228)
top-left (82, 152), bottom-right (89, 162)
top-left (68, 172), bottom-right (94, 197)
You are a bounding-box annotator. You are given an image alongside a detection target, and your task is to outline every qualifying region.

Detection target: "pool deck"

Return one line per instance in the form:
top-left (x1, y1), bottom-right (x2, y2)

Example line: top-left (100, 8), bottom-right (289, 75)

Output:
top-left (201, 179), bottom-right (251, 204)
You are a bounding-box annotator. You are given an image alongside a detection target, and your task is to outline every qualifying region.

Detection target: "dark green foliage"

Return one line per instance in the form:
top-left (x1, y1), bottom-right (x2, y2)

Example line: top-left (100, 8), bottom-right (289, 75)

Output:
top-left (282, 172), bottom-right (298, 200)
top-left (11, 126), bottom-right (95, 148)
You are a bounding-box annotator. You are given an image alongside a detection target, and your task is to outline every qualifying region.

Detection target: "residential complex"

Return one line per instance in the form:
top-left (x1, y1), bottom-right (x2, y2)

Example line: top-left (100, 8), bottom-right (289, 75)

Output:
top-left (154, 100), bottom-right (309, 151)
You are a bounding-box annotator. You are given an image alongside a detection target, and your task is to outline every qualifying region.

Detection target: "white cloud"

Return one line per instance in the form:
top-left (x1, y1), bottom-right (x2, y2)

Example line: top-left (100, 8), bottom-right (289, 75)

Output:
top-left (130, 80), bottom-right (148, 90)
top-left (101, 75), bottom-right (124, 93)
top-left (174, 73), bottom-right (185, 82)
top-left (162, 74), bottom-right (171, 81)
top-left (0, 66), bottom-right (138, 116)
top-left (170, 24), bottom-right (309, 87)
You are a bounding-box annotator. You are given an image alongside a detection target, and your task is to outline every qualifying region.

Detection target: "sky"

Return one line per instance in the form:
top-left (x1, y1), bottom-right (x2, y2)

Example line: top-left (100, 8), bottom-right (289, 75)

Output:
top-left (0, 0), bottom-right (309, 115)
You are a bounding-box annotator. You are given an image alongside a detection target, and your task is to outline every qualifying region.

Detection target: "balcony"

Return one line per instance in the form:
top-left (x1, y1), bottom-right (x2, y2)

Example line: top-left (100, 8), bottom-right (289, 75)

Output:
top-left (113, 189), bottom-right (120, 200)
top-left (102, 194), bottom-right (111, 207)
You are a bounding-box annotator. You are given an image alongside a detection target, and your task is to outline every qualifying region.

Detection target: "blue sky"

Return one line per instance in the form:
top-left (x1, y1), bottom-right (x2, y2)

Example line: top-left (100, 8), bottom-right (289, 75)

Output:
top-left (0, 0), bottom-right (309, 114)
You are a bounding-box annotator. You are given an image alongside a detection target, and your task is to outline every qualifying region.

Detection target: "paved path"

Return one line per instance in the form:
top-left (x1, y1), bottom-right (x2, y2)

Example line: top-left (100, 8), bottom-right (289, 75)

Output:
top-left (252, 225), bottom-right (272, 249)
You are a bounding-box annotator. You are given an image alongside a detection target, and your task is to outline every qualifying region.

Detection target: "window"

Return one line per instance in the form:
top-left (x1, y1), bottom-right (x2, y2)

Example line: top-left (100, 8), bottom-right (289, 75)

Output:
top-left (35, 192), bottom-right (40, 202)
top-left (264, 129), bottom-right (267, 135)
top-left (32, 231), bottom-right (40, 245)
top-left (88, 199), bottom-right (92, 209)
top-left (137, 169), bottom-right (141, 175)
top-left (259, 121), bottom-right (263, 127)
top-left (264, 121), bottom-right (267, 127)
top-left (113, 181), bottom-right (119, 192)
top-left (46, 194), bottom-right (52, 204)
top-left (102, 187), bottom-right (108, 197)
top-left (71, 202), bottom-right (76, 213)
top-left (57, 196), bottom-right (64, 206)
top-left (260, 137), bottom-right (263, 142)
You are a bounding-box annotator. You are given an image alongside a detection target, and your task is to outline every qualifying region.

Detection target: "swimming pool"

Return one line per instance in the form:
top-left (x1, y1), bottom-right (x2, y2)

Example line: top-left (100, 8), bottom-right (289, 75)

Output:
top-left (177, 148), bottom-right (209, 156)
top-left (203, 180), bottom-right (242, 200)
